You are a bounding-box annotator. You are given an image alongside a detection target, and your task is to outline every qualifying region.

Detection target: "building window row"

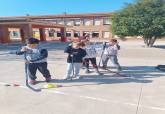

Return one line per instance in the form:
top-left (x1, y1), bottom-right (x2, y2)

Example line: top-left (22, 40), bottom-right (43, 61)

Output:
top-left (9, 30), bottom-right (110, 39)
top-left (47, 31), bottom-right (110, 39)
top-left (44, 17), bottom-right (111, 26)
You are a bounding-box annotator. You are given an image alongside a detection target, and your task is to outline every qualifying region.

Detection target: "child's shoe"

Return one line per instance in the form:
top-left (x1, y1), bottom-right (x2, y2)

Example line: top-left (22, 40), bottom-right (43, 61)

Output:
top-left (45, 77), bottom-right (52, 82)
top-left (85, 69), bottom-right (90, 73)
top-left (63, 76), bottom-right (72, 80)
top-left (76, 75), bottom-right (83, 79)
top-left (117, 67), bottom-right (122, 72)
top-left (29, 80), bottom-right (37, 85)
top-left (100, 66), bottom-right (107, 70)
top-left (95, 68), bottom-right (103, 75)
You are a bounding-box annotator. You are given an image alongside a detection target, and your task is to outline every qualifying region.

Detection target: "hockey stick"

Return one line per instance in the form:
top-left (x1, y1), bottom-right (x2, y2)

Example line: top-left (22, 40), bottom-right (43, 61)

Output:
top-left (98, 42), bottom-right (108, 67)
top-left (105, 68), bottom-right (129, 77)
top-left (24, 53), bottom-right (41, 92)
top-left (0, 51), bottom-right (16, 55)
top-left (71, 54), bottom-right (74, 80)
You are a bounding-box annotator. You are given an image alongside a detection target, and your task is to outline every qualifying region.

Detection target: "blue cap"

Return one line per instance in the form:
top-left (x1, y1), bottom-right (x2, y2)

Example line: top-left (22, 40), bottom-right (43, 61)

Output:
top-left (27, 38), bottom-right (39, 44)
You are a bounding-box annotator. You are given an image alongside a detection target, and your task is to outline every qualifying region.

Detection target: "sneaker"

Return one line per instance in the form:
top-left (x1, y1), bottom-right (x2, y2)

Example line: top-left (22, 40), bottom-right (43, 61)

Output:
top-left (76, 75), bottom-right (83, 79)
top-left (95, 69), bottom-right (103, 75)
top-left (117, 67), bottom-right (122, 72)
top-left (29, 80), bottom-right (37, 85)
top-left (100, 66), bottom-right (107, 70)
top-left (85, 69), bottom-right (90, 73)
top-left (64, 77), bottom-right (72, 80)
top-left (81, 66), bottom-right (86, 69)
top-left (45, 77), bottom-right (52, 82)
top-left (96, 71), bottom-right (103, 75)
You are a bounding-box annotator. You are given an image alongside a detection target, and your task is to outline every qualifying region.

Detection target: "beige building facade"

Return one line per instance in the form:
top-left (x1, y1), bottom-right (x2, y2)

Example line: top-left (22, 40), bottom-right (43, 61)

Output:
top-left (35, 13), bottom-right (113, 41)
top-left (0, 13), bottom-right (112, 43)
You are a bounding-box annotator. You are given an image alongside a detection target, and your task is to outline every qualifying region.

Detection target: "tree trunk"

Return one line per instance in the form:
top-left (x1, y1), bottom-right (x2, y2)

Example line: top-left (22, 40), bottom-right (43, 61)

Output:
top-left (143, 37), bottom-right (156, 48)
top-left (149, 37), bottom-right (156, 47)
top-left (143, 37), bottom-right (150, 47)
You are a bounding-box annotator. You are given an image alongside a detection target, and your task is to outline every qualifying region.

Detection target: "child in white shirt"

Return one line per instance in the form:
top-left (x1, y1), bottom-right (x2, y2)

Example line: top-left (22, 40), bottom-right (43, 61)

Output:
top-left (102, 39), bottom-right (121, 71)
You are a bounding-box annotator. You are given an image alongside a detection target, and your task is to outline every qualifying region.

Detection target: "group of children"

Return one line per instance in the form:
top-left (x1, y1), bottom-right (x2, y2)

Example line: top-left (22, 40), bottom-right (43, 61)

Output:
top-left (17, 37), bottom-right (121, 85)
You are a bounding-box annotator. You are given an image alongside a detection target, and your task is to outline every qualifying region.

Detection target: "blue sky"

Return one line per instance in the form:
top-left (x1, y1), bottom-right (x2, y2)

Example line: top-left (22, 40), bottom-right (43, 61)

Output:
top-left (0, 0), bottom-right (135, 16)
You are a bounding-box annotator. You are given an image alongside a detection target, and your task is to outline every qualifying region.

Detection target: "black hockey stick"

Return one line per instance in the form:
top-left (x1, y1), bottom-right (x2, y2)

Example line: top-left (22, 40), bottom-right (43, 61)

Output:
top-left (24, 53), bottom-right (41, 92)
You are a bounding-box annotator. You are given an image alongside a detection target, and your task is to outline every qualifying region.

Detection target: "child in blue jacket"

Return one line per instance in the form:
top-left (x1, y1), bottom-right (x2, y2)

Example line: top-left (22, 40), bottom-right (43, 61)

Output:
top-left (16, 38), bottom-right (52, 85)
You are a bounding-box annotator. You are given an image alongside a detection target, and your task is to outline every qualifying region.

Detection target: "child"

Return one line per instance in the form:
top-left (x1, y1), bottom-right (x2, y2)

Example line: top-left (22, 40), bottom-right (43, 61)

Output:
top-left (16, 38), bottom-right (52, 85)
top-left (102, 39), bottom-right (122, 71)
top-left (83, 40), bottom-right (101, 74)
top-left (64, 41), bottom-right (86, 80)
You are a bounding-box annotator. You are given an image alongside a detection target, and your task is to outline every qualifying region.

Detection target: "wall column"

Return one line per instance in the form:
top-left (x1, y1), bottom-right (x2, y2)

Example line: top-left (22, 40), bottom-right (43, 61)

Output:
top-left (23, 24), bottom-right (33, 39)
top-left (20, 28), bottom-right (26, 43)
top-left (0, 26), bottom-right (10, 43)
top-left (60, 28), bottom-right (65, 42)
top-left (39, 28), bottom-right (46, 41)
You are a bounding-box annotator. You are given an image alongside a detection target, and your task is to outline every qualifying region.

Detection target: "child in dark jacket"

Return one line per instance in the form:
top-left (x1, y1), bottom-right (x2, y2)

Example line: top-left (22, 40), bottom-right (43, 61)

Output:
top-left (16, 38), bottom-right (52, 85)
top-left (64, 41), bottom-right (86, 80)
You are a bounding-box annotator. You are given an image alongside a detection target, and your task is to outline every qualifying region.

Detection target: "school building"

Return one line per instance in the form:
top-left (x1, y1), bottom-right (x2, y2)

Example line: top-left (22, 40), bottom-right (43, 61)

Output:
top-left (0, 12), bottom-right (113, 43)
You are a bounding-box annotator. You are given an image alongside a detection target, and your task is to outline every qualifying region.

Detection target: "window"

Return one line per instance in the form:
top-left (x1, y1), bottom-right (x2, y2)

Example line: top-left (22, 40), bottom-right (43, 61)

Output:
top-left (9, 28), bottom-right (21, 40)
top-left (49, 32), bottom-right (54, 37)
top-left (46, 19), bottom-right (57, 24)
top-left (74, 19), bottom-right (81, 26)
top-left (52, 20), bottom-right (57, 24)
top-left (103, 18), bottom-right (111, 25)
top-left (94, 18), bottom-right (101, 26)
top-left (33, 32), bottom-right (40, 39)
top-left (103, 31), bottom-right (110, 38)
top-left (57, 32), bottom-right (61, 37)
top-left (83, 19), bottom-right (91, 26)
top-left (92, 32), bottom-right (99, 38)
top-left (48, 29), bottom-right (55, 37)
top-left (83, 31), bottom-right (90, 37)
top-left (12, 31), bottom-right (19, 37)
top-left (66, 20), bottom-right (73, 26)
top-left (66, 31), bottom-right (71, 37)
top-left (57, 20), bottom-right (64, 25)
top-left (74, 31), bottom-right (80, 37)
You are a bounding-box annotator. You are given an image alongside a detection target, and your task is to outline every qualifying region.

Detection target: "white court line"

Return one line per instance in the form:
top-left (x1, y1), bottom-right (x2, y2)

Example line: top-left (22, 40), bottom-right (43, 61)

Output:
top-left (0, 82), bottom-right (165, 111)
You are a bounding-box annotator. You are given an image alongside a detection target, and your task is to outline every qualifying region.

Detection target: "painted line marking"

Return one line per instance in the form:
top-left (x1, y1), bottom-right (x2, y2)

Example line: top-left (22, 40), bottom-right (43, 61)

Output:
top-left (0, 82), bottom-right (165, 111)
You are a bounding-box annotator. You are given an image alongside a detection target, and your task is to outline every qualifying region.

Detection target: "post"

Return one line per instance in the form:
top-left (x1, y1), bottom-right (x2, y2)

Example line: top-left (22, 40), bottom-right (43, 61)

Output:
top-left (20, 28), bottom-right (26, 43)
top-left (0, 26), bottom-right (10, 43)
top-left (60, 28), bottom-right (66, 42)
top-left (39, 28), bottom-right (46, 41)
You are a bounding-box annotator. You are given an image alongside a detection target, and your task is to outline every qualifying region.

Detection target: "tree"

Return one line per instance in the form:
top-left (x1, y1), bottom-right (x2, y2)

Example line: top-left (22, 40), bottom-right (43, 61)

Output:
top-left (112, 0), bottom-right (165, 47)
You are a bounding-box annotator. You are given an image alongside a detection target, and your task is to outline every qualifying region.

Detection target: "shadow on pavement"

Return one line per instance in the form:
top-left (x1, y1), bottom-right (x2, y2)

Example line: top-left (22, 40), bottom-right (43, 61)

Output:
top-left (34, 66), bottom-right (163, 88)
top-left (153, 45), bottom-right (165, 49)
top-left (0, 42), bottom-right (69, 51)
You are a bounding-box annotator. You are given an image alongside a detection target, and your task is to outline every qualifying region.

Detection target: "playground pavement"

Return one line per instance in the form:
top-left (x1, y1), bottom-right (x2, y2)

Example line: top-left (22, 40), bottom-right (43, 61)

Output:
top-left (0, 39), bottom-right (165, 114)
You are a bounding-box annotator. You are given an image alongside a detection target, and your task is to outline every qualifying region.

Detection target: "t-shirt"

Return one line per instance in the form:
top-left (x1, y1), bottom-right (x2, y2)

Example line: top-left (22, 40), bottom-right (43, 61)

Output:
top-left (104, 44), bottom-right (119, 55)
top-left (84, 44), bottom-right (97, 58)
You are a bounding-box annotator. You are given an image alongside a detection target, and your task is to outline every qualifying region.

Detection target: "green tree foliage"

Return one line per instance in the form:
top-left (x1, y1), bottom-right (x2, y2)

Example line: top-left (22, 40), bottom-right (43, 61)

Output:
top-left (112, 0), bottom-right (165, 47)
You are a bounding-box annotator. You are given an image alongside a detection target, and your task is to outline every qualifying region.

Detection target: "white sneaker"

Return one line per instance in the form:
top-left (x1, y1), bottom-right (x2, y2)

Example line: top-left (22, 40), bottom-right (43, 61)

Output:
top-left (63, 76), bottom-right (72, 80)
top-left (75, 75), bottom-right (83, 79)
